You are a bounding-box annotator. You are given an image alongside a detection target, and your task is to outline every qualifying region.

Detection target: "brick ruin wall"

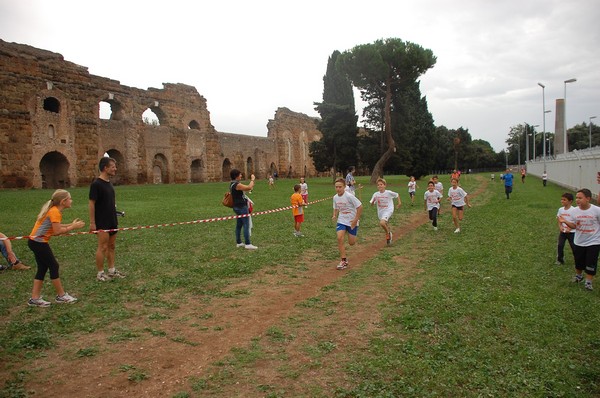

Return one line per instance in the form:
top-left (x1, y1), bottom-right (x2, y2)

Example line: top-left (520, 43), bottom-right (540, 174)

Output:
top-left (0, 40), bottom-right (322, 189)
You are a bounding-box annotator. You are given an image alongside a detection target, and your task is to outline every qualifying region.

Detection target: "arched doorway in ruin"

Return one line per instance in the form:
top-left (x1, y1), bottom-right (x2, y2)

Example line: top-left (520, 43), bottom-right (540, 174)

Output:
top-left (40, 151), bottom-right (70, 189)
top-left (222, 159), bottom-right (232, 181)
top-left (191, 158), bottom-right (204, 183)
top-left (246, 157), bottom-right (254, 177)
top-left (104, 149), bottom-right (125, 185)
top-left (152, 154), bottom-right (168, 184)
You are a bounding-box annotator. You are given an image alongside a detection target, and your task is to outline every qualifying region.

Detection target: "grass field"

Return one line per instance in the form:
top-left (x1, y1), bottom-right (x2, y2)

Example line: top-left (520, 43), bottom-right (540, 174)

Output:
top-left (0, 174), bottom-right (599, 397)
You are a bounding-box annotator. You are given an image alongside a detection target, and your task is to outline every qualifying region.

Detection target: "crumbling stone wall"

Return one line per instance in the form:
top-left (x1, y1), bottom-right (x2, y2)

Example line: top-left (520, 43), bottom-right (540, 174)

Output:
top-left (0, 40), bottom-right (322, 189)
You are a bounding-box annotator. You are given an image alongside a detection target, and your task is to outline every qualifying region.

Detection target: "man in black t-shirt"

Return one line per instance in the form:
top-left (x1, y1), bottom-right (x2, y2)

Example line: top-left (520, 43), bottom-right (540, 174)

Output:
top-left (89, 157), bottom-right (125, 282)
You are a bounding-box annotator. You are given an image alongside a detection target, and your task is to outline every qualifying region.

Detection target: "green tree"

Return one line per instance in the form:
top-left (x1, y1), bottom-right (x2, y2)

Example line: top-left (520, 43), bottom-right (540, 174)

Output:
top-left (567, 122), bottom-right (600, 150)
top-left (311, 50), bottom-right (358, 178)
top-left (337, 38), bottom-right (436, 184)
top-left (390, 80), bottom-right (435, 178)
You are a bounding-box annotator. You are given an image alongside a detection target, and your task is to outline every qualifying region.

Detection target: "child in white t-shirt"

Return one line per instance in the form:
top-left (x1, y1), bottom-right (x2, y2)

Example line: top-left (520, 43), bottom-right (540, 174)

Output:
top-left (370, 178), bottom-right (401, 245)
top-left (407, 176), bottom-right (417, 205)
top-left (333, 178), bottom-right (362, 270)
top-left (424, 181), bottom-right (442, 231)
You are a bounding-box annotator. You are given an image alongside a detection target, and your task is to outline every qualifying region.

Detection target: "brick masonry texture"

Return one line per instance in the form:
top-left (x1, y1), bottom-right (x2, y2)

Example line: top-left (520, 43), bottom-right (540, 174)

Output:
top-left (0, 39), bottom-right (322, 188)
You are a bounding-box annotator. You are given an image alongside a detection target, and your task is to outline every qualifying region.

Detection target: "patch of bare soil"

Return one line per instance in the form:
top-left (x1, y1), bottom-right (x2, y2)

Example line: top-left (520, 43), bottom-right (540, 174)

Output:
top-left (21, 177), bottom-right (488, 397)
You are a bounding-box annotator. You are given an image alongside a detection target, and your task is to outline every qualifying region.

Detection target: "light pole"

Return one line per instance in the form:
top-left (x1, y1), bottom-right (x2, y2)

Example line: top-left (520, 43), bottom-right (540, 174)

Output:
top-left (526, 124), bottom-right (539, 162)
top-left (547, 137), bottom-right (552, 157)
top-left (591, 116), bottom-right (598, 148)
top-left (516, 143), bottom-right (520, 171)
top-left (564, 78), bottom-right (577, 153)
top-left (538, 82), bottom-right (547, 169)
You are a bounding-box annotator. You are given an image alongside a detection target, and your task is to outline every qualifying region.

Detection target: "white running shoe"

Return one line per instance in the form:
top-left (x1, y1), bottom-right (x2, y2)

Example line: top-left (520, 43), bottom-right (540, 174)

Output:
top-left (454, 228), bottom-right (461, 233)
top-left (55, 293), bottom-right (78, 304)
top-left (28, 297), bottom-right (51, 307)
top-left (244, 244), bottom-right (258, 250)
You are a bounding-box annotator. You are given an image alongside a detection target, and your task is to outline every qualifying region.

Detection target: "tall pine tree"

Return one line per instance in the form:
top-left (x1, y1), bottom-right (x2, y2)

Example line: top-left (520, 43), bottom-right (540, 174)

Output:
top-left (310, 51), bottom-right (358, 178)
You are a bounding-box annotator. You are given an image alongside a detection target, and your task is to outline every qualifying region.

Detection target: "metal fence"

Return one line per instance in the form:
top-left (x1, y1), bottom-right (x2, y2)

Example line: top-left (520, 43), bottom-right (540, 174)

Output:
top-left (524, 147), bottom-right (600, 197)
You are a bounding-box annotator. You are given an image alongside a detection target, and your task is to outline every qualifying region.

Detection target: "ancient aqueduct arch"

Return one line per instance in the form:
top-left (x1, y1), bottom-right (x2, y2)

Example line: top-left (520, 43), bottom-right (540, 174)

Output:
top-left (0, 39), bottom-right (323, 189)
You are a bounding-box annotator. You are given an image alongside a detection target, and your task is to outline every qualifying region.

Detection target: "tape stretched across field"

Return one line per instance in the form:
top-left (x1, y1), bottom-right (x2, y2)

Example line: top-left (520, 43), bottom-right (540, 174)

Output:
top-left (1, 196), bottom-right (332, 241)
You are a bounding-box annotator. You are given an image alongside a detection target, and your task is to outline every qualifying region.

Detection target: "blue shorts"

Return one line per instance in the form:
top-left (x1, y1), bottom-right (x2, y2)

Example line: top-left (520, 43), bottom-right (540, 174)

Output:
top-left (336, 223), bottom-right (358, 236)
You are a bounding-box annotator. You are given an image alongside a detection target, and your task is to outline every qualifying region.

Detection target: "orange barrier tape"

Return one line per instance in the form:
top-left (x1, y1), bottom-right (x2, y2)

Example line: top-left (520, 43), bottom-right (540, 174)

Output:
top-left (0, 196), bottom-right (331, 241)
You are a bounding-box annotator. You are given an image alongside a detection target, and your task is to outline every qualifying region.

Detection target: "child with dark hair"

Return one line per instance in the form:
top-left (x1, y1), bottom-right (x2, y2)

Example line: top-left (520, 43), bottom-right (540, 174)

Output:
top-left (291, 184), bottom-right (307, 237)
top-left (556, 192), bottom-right (576, 265)
top-left (559, 188), bottom-right (600, 291)
top-left (424, 181), bottom-right (442, 231)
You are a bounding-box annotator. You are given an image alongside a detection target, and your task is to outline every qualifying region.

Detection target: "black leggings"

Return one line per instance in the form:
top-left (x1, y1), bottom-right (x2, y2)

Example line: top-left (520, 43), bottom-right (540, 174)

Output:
top-left (28, 239), bottom-right (60, 280)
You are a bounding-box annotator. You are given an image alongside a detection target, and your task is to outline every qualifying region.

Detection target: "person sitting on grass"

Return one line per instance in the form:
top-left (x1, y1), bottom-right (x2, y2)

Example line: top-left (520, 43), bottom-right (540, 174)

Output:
top-left (1, 232), bottom-right (31, 271)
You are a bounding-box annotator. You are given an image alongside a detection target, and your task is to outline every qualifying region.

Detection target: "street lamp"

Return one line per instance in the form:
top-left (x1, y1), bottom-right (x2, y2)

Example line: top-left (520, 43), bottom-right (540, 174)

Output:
top-left (547, 137), bottom-right (552, 157)
top-left (526, 123), bottom-right (539, 162)
top-left (538, 82), bottom-right (547, 169)
top-left (591, 116), bottom-right (598, 149)
top-left (564, 78), bottom-right (577, 153)
top-left (516, 143), bottom-right (521, 171)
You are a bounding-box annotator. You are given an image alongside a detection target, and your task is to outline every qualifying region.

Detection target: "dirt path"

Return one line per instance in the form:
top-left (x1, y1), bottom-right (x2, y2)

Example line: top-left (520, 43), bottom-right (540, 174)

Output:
top-left (23, 176), bottom-right (488, 397)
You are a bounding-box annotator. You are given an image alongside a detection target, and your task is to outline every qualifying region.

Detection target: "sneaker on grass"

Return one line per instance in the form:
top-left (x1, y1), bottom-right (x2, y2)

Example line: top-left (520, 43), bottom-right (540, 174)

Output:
top-left (97, 272), bottom-right (110, 282)
top-left (236, 243), bottom-right (245, 248)
top-left (28, 297), bottom-right (51, 307)
top-left (572, 274), bottom-right (584, 283)
top-left (56, 293), bottom-right (78, 304)
top-left (108, 269), bottom-right (126, 278)
top-left (336, 260), bottom-right (348, 270)
top-left (585, 281), bottom-right (593, 291)
top-left (244, 244), bottom-right (258, 250)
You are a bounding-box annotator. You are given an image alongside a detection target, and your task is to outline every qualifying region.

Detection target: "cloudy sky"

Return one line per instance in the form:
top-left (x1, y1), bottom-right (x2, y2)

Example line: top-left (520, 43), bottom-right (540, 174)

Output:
top-left (1, 0), bottom-right (598, 152)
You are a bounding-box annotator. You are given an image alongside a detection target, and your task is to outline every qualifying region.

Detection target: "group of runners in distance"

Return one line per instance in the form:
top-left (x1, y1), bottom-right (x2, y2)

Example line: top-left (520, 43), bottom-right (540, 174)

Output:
top-left (331, 168), bottom-right (471, 271)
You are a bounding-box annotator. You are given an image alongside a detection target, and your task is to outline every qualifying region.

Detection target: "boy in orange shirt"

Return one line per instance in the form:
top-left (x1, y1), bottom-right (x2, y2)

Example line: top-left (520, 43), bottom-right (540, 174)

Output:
top-left (291, 184), bottom-right (307, 237)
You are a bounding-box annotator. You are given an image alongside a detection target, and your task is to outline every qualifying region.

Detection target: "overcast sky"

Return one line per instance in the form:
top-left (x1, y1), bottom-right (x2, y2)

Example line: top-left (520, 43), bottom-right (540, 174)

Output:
top-left (1, 0), bottom-right (598, 152)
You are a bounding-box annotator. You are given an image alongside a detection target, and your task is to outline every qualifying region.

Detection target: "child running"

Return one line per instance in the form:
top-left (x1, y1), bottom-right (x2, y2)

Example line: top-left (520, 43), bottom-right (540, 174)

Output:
top-left (369, 177), bottom-right (401, 245)
top-left (447, 177), bottom-right (471, 233)
top-left (432, 175), bottom-right (444, 214)
top-left (333, 178), bottom-right (363, 270)
top-left (407, 176), bottom-right (418, 205)
top-left (424, 181), bottom-right (442, 231)
top-left (291, 184), bottom-right (307, 237)
top-left (27, 189), bottom-right (85, 307)
top-left (556, 192), bottom-right (576, 265)
top-left (299, 177), bottom-right (309, 206)
top-left (558, 188), bottom-right (600, 291)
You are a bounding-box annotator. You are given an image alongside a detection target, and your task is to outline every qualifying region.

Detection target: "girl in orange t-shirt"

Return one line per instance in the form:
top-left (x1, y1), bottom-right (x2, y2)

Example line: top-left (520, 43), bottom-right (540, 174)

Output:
top-left (27, 189), bottom-right (85, 307)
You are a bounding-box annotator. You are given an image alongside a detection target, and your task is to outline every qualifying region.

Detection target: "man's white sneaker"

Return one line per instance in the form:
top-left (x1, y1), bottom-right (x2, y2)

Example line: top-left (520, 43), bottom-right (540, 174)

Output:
top-left (236, 243), bottom-right (245, 248)
top-left (244, 244), bottom-right (258, 250)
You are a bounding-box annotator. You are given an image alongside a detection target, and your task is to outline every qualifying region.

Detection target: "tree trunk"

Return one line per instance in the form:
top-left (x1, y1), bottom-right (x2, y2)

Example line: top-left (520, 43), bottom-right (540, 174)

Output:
top-left (370, 78), bottom-right (396, 184)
